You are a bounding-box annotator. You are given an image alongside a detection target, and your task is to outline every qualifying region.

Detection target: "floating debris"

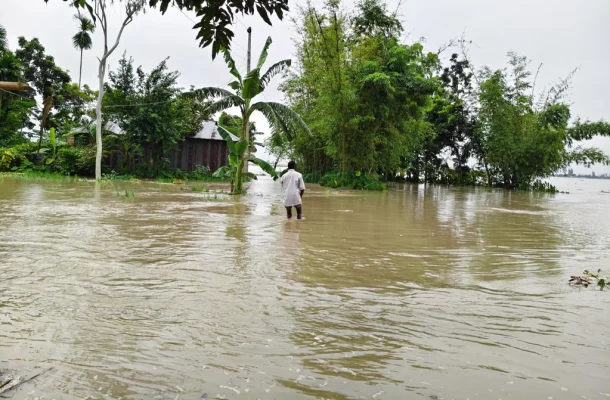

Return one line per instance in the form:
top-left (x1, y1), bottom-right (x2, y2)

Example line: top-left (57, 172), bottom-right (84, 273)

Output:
top-left (569, 275), bottom-right (591, 287)
top-left (0, 367), bottom-right (53, 395)
top-left (570, 269), bottom-right (608, 290)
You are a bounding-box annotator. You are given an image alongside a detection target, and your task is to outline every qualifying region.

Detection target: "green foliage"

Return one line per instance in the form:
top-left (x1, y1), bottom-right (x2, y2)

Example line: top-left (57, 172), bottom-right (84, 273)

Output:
top-left (72, 14), bottom-right (95, 51)
top-left (213, 126), bottom-right (278, 193)
top-left (583, 269), bottom-right (608, 291)
top-left (55, 146), bottom-right (96, 175)
top-left (0, 24), bottom-right (7, 52)
top-left (0, 142), bottom-right (38, 171)
top-left (528, 180), bottom-right (558, 193)
top-left (0, 147), bottom-right (16, 170)
top-left (189, 36), bottom-right (309, 193)
top-left (219, 112), bottom-right (262, 153)
top-left (105, 54), bottom-right (203, 171)
top-left (42, 127), bottom-right (62, 166)
top-left (5, 4), bottom-right (609, 187)
top-left (13, 36), bottom-right (94, 148)
top-left (423, 53), bottom-right (477, 183)
top-left (49, 1), bottom-right (290, 58)
top-left (319, 171), bottom-right (386, 191)
top-left (279, 1), bottom-right (610, 190)
top-left (0, 27), bottom-right (36, 145)
top-left (283, 0), bottom-right (438, 178)
top-left (146, 0), bottom-right (289, 58)
top-left (15, 37), bottom-right (71, 99)
top-left (476, 54), bottom-right (609, 189)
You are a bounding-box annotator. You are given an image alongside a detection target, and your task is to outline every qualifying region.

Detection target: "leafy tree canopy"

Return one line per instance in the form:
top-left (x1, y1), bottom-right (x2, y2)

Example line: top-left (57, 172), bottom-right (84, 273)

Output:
top-left (47, 0), bottom-right (290, 58)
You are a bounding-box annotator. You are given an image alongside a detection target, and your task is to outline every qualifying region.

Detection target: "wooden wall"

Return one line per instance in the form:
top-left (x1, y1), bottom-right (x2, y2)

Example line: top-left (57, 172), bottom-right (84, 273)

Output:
top-left (107, 138), bottom-right (229, 172)
top-left (168, 138), bottom-right (229, 171)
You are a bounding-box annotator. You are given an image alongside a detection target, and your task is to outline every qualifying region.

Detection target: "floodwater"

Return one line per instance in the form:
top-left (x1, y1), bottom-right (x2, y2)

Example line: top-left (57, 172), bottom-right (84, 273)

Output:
top-left (1, 175), bottom-right (609, 400)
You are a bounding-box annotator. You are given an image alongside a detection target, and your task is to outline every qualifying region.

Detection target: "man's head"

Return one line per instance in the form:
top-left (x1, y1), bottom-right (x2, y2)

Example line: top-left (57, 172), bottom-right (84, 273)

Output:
top-left (288, 160), bottom-right (297, 170)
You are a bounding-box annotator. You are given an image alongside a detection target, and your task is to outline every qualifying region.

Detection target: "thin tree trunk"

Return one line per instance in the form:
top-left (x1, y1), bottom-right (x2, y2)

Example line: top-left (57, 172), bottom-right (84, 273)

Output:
top-left (78, 48), bottom-right (83, 89)
top-left (38, 125), bottom-right (44, 153)
top-left (95, 60), bottom-right (105, 180)
top-left (484, 162), bottom-right (491, 187)
top-left (93, 1), bottom-right (136, 181)
top-left (37, 96), bottom-right (53, 152)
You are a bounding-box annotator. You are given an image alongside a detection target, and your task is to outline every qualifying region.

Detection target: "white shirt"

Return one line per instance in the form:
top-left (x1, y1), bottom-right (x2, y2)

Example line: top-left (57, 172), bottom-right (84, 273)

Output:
top-left (280, 169), bottom-right (305, 207)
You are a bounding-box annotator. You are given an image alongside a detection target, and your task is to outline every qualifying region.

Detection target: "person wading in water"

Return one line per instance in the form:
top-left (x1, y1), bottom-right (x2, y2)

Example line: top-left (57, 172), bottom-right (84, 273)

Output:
top-left (280, 161), bottom-right (306, 219)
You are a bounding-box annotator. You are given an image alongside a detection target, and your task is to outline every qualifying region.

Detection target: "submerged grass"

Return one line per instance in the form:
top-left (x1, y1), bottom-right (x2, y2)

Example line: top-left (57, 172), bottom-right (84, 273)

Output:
top-left (0, 171), bottom-right (90, 182)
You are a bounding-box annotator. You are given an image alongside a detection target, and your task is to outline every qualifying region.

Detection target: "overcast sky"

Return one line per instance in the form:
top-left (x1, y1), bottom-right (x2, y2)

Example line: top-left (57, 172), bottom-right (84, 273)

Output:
top-left (2, 0), bottom-right (609, 173)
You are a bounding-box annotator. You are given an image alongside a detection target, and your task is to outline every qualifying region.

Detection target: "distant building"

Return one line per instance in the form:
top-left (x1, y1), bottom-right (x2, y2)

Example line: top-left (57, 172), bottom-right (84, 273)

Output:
top-left (105, 120), bottom-right (240, 172)
top-left (167, 121), bottom-right (239, 172)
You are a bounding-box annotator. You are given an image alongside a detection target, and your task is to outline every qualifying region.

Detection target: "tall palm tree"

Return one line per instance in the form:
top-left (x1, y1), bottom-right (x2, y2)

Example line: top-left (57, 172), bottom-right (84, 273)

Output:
top-left (72, 13), bottom-right (95, 89)
top-left (189, 36), bottom-right (311, 193)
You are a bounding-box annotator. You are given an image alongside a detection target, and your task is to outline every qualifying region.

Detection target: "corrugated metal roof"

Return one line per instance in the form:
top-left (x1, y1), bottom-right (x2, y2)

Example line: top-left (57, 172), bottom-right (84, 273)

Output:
top-left (192, 121), bottom-right (240, 142)
top-left (72, 119), bottom-right (240, 143)
top-left (71, 117), bottom-right (124, 135)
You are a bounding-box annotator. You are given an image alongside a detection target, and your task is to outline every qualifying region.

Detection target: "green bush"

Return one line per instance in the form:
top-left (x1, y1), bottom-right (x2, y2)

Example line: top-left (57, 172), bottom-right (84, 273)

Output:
top-left (55, 146), bottom-right (96, 176)
top-left (0, 148), bottom-right (16, 171)
top-left (524, 180), bottom-right (558, 193)
top-left (302, 172), bottom-right (321, 183)
top-left (0, 142), bottom-right (39, 171)
top-left (187, 165), bottom-right (213, 180)
top-left (319, 171), bottom-right (386, 191)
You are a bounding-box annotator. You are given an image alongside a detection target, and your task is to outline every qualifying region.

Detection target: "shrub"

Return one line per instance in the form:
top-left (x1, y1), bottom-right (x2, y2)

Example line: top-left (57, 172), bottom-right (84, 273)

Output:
top-left (0, 142), bottom-right (39, 171)
top-left (0, 148), bottom-right (16, 171)
top-left (525, 180), bottom-right (558, 193)
top-left (319, 171), bottom-right (386, 191)
top-left (302, 172), bottom-right (321, 183)
top-left (56, 146), bottom-right (96, 176)
top-left (187, 165), bottom-right (212, 180)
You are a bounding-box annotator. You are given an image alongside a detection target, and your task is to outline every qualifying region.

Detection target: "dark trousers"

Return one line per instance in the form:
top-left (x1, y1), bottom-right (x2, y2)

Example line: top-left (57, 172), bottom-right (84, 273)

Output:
top-left (285, 205), bottom-right (302, 219)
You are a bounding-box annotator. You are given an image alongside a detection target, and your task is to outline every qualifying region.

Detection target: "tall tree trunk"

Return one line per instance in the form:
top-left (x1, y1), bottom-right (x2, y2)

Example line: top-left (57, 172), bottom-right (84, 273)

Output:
top-left (92, 0), bottom-right (138, 181)
top-left (37, 96), bottom-right (53, 152)
top-left (78, 48), bottom-right (83, 89)
top-left (95, 59), bottom-right (105, 180)
top-left (483, 162), bottom-right (491, 187)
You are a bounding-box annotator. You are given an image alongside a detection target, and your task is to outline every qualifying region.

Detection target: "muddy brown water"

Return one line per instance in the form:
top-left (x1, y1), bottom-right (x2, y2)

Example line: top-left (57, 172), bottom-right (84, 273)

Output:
top-left (1, 175), bottom-right (609, 399)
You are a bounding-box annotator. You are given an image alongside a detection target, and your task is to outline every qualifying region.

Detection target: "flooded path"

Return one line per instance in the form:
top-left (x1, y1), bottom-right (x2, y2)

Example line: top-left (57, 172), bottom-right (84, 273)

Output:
top-left (1, 176), bottom-right (609, 399)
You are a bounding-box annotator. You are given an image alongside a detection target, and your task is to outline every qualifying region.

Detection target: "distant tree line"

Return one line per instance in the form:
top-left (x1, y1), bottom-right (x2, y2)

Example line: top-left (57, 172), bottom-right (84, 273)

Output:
top-left (2, 0), bottom-right (610, 193)
top-left (273, 0), bottom-right (610, 190)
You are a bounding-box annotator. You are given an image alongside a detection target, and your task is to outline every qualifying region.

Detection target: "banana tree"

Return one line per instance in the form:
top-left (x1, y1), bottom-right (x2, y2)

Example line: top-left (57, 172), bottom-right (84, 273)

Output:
top-left (39, 127), bottom-right (65, 168)
top-left (213, 126), bottom-right (278, 194)
top-left (189, 36), bottom-right (310, 193)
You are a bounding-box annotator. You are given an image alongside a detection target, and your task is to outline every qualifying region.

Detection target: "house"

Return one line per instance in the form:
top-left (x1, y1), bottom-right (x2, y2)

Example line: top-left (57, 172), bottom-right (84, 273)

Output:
top-left (167, 121), bottom-right (239, 172)
top-left (101, 119), bottom-right (240, 173)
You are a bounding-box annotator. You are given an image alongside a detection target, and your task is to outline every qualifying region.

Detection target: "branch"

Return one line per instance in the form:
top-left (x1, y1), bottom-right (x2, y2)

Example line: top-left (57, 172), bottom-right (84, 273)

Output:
top-left (94, 0), bottom-right (107, 39)
top-left (104, 11), bottom-right (135, 61)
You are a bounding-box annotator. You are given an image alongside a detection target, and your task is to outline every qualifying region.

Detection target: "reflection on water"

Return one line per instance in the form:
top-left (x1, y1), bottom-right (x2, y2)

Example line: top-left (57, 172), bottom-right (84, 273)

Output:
top-left (0, 176), bottom-right (609, 399)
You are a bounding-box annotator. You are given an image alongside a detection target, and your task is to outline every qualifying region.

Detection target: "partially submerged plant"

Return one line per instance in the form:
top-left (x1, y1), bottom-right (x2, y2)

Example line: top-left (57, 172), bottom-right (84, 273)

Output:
top-left (570, 269), bottom-right (608, 290)
top-left (212, 127), bottom-right (278, 194)
top-left (584, 269), bottom-right (607, 290)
